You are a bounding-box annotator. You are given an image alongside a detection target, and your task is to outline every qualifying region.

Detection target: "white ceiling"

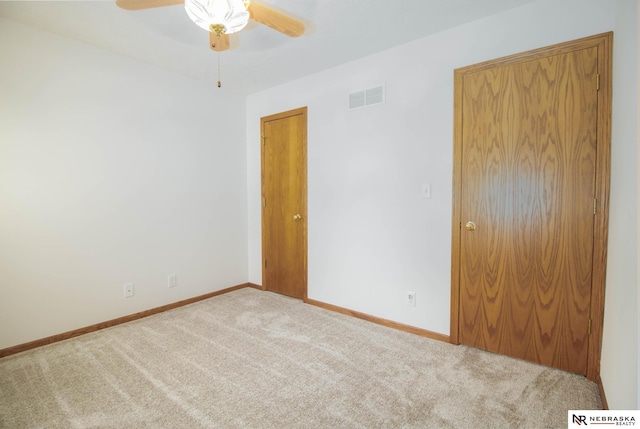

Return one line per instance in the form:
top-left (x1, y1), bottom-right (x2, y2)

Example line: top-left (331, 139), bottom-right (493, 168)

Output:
top-left (0, 0), bottom-right (536, 94)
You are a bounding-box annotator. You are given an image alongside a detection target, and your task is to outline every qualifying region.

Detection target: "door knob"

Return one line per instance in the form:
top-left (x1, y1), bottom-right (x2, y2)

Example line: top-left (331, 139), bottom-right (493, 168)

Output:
top-left (465, 221), bottom-right (476, 231)
top-left (293, 214), bottom-right (302, 221)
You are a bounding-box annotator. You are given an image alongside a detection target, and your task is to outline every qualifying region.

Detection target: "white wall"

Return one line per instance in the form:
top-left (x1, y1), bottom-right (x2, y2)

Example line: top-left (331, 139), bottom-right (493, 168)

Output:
top-left (601, 0), bottom-right (638, 410)
top-left (246, 0), bottom-right (637, 408)
top-left (0, 18), bottom-right (248, 350)
top-left (1, 0), bottom-right (636, 411)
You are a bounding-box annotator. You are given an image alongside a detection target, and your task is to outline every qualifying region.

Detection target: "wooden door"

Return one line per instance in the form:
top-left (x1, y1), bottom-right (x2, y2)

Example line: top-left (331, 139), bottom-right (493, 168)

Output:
top-left (451, 34), bottom-right (612, 378)
top-left (261, 107), bottom-right (307, 300)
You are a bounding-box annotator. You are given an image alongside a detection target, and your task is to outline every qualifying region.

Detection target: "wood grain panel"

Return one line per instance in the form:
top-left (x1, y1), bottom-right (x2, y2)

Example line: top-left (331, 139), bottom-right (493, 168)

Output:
top-left (261, 107), bottom-right (307, 300)
top-left (249, 3), bottom-right (305, 38)
top-left (116, 0), bottom-right (183, 11)
top-left (455, 40), bottom-right (603, 375)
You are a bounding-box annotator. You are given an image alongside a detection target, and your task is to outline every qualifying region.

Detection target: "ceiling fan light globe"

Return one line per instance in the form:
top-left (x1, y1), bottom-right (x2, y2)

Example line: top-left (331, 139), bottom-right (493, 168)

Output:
top-left (185, 0), bottom-right (250, 34)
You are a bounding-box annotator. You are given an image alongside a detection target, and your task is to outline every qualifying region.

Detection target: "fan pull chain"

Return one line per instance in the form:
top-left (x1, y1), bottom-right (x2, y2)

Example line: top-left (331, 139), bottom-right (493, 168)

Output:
top-left (217, 48), bottom-right (221, 88)
top-left (210, 24), bottom-right (225, 89)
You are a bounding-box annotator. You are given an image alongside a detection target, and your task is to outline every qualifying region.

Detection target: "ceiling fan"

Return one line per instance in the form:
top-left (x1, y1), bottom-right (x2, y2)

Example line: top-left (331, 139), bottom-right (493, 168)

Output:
top-left (115, 0), bottom-right (305, 53)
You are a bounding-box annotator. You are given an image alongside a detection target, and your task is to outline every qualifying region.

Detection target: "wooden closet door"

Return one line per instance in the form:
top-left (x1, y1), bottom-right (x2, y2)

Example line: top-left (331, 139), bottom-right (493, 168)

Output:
top-left (454, 40), bottom-right (603, 375)
top-left (261, 107), bottom-right (307, 300)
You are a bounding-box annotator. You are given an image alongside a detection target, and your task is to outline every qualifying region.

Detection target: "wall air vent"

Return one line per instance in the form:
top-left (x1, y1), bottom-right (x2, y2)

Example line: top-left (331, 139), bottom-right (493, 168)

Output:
top-left (348, 84), bottom-right (385, 111)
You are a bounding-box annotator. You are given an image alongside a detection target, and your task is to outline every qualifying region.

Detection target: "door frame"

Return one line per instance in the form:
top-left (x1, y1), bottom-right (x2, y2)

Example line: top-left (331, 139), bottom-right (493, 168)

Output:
top-left (260, 106), bottom-right (308, 301)
top-left (450, 33), bottom-right (612, 381)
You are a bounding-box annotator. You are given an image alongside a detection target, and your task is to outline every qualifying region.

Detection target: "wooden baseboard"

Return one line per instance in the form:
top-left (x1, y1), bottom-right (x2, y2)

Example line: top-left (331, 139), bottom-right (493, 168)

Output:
top-left (1, 283), bottom-right (448, 358)
top-left (247, 282), bottom-right (265, 291)
top-left (596, 375), bottom-right (609, 410)
top-left (0, 283), bottom-right (256, 359)
top-left (248, 283), bottom-right (449, 342)
top-left (308, 292), bottom-right (610, 408)
top-left (305, 298), bottom-right (450, 343)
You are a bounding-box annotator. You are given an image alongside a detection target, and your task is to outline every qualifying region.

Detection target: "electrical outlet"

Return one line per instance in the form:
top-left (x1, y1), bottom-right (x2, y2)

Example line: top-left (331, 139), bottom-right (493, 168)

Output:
top-left (168, 274), bottom-right (177, 288)
top-left (421, 183), bottom-right (432, 199)
top-left (124, 283), bottom-right (134, 298)
top-left (407, 291), bottom-right (416, 307)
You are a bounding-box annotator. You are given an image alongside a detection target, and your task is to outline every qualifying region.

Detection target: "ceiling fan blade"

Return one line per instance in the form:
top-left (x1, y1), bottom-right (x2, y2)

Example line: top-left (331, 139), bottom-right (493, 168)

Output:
top-left (248, 3), bottom-right (304, 38)
top-left (116, 0), bottom-right (184, 11)
top-left (210, 32), bottom-right (231, 51)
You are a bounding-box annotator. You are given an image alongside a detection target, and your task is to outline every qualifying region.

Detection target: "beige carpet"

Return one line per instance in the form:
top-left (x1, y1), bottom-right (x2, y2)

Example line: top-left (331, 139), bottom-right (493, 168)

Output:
top-left (0, 287), bottom-right (601, 428)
